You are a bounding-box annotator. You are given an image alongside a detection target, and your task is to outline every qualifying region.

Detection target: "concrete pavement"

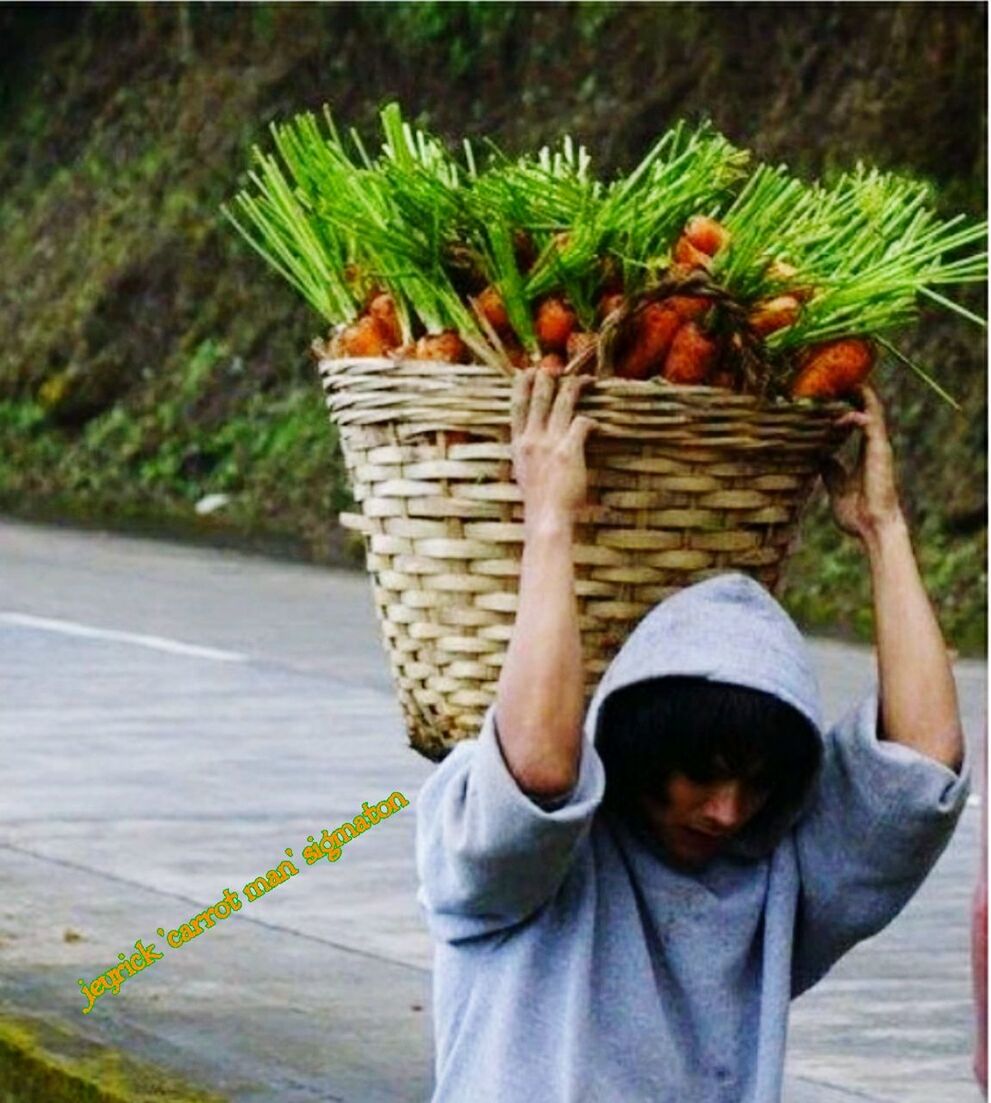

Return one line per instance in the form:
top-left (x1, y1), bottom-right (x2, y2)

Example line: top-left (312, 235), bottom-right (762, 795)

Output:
top-left (0, 517), bottom-right (985, 1101)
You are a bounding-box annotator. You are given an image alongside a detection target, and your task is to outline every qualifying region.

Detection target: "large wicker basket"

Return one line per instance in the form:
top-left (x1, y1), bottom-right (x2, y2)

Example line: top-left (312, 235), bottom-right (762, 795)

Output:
top-left (316, 346), bottom-right (849, 761)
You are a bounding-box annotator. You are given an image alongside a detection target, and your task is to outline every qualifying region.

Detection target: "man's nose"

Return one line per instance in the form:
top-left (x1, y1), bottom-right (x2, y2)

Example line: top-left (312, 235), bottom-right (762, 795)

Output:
top-left (701, 782), bottom-right (749, 832)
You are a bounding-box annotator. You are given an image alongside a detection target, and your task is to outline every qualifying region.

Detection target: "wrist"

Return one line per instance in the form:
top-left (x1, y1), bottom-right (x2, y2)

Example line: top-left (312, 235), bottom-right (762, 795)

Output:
top-left (524, 506), bottom-right (574, 539)
top-left (862, 509), bottom-right (911, 564)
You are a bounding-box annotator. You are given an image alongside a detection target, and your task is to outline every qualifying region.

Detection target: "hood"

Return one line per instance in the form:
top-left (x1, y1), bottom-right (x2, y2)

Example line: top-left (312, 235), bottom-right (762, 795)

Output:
top-left (586, 572), bottom-right (825, 860)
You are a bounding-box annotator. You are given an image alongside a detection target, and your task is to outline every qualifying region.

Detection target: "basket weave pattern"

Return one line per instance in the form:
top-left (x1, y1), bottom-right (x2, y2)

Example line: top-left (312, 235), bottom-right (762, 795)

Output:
top-left (317, 351), bottom-right (849, 761)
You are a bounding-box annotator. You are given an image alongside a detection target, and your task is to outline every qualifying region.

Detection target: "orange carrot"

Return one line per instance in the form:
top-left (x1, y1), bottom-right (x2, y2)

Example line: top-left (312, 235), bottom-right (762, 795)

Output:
top-left (535, 296), bottom-right (578, 352)
top-left (615, 303), bottom-right (681, 380)
top-left (749, 295), bottom-right (801, 337)
top-left (499, 339), bottom-right (529, 369)
top-left (369, 293), bottom-right (403, 347)
top-left (339, 315), bottom-right (392, 358)
top-left (477, 285), bottom-right (511, 332)
top-left (667, 261), bottom-right (705, 283)
top-left (662, 321), bottom-right (718, 385)
top-left (538, 353), bottom-right (566, 376)
top-left (668, 295), bottom-right (713, 321)
top-left (790, 339), bottom-right (875, 399)
top-left (566, 330), bottom-right (598, 362)
top-left (597, 292), bottom-right (625, 321)
top-left (414, 330), bottom-right (469, 363)
top-left (673, 236), bottom-right (712, 270)
top-left (683, 216), bottom-right (730, 257)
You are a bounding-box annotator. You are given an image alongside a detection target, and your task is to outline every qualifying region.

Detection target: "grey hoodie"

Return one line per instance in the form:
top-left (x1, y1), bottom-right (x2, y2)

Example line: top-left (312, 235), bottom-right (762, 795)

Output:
top-left (414, 573), bottom-right (970, 1102)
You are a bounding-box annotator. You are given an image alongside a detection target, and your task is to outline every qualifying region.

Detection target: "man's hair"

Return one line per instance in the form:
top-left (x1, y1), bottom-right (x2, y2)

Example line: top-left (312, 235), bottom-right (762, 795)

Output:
top-left (595, 675), bottom-right (821, 827)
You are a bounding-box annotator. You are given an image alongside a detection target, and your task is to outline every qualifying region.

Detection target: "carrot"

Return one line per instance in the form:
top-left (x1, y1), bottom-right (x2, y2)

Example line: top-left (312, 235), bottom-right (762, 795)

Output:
top-left (360, 283), bottom-right (387, 309)
top-left (615, 303), bottom-right (681, 380)
top-left (597, 291), bottom-right (625, 321)
top-left (368, 293), bottom-right (403, 347)
top-left (709, 370), bottom-right (736, 390)
top-left (566, 330), bottom-right (598, 362)
top-left (667, 295), bottom-right (713, 322)
top-left (683, 215), bottom-right (730, 257)
top-left (502, 340), bottom-right (530, 370)
top-left (535, 296), bottom-right (578, 352)
top-left (790, 338), bottom-right (875, 399)
top-left (414, 330), bottom-right (470, 363)
top-left (662, 321), bottom-right (718, 385)
top-left (673, 236), bottom-right (712, 270)
top-left (339, 315), bottom-right (392, 358)
top-left (749, 295), bottom-right (801, 337)
top-left (538, 353), bottom-right (566, 376)
top-left (477, 285), bottom-right (511, 332)
top-left (667, 261), bottom-right (704, 283)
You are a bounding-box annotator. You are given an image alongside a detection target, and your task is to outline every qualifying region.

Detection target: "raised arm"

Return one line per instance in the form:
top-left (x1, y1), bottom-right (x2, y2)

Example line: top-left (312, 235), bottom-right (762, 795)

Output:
top-left (821, 384), bottom-right (964, 771)
top-left (414, 369), bottom-right (606, 943)
top-left (496, 367), bottom-right (600, 799)
top-left (791, 386), bottom-right (970, 993)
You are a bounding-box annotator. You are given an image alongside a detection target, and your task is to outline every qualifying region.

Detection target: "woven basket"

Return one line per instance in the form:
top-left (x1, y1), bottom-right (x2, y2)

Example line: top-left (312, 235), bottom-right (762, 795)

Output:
top-left (316, 345), bottom-right (850, 761)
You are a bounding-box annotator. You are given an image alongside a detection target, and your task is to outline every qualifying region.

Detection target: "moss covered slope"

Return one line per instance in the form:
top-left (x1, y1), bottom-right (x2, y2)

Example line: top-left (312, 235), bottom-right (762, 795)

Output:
top-left (0, 2), bottom-right (985, 649)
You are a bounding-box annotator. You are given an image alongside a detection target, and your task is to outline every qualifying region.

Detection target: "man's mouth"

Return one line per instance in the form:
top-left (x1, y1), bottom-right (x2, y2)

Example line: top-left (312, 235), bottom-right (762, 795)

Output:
top-left (683, 826), bottom-right (731, 844)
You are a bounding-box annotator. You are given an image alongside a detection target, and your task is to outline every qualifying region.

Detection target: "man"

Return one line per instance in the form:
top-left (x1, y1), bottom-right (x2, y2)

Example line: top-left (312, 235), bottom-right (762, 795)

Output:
top-left (415, 368), bottom-right (970, 1102)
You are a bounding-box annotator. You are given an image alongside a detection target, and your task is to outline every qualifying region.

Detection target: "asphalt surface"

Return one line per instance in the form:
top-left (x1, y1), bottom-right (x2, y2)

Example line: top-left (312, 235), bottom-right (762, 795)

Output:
top-left (0, 517), bottom-right (985, 1102)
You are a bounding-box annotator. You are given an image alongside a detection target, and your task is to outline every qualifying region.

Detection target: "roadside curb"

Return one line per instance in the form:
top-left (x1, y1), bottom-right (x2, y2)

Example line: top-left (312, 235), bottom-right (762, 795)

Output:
top-left (0, 1008), bottom-right (226, 1103)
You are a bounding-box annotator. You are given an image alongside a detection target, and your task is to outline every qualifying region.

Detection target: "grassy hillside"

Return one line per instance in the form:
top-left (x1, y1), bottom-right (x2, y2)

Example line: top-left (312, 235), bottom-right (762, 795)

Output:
top-left (0, 2), bottom-right (986, 650)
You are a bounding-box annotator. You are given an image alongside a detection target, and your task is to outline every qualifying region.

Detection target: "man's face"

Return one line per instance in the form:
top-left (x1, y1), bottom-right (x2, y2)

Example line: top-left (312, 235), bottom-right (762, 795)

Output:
top-left (635, 771), bottom-right (771, 869)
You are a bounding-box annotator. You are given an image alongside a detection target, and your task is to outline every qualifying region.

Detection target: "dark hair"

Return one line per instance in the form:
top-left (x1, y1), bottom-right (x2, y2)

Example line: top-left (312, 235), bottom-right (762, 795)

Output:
top-left (595, 675), bottom-right (821, 829)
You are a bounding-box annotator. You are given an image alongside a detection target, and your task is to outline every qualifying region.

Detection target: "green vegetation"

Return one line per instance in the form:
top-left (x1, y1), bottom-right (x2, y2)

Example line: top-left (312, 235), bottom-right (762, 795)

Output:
top-left (0, 1010), bottom-right (226, 1102)
top-left (0, 3), bottom-right (985, 650)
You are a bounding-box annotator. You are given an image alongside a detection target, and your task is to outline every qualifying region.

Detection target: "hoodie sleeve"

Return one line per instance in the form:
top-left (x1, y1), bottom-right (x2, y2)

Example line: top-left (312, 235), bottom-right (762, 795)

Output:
top-left (791, 685), bottom-right (971, 996)
top-left (414, 701), bottom-right (607, 944)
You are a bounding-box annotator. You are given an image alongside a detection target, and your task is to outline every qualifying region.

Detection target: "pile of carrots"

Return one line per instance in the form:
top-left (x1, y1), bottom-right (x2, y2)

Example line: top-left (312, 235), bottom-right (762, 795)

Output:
top-left (334, 213), bottom-right (875, 401)
top-left (226, 104), bottom-right (985, 409)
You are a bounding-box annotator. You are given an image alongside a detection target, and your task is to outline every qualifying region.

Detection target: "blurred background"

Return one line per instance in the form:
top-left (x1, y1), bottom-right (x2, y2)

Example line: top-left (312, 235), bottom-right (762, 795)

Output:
top-left (0, 0), bottom-right (986, 648)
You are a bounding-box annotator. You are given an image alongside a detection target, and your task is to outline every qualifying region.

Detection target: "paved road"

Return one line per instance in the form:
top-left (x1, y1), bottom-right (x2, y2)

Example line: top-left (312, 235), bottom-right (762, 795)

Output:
top-left (0, 518), bottom-right (985, 1102)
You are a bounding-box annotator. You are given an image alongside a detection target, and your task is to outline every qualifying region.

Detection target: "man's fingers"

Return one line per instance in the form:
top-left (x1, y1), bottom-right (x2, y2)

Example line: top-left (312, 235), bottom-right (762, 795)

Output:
top-left (525, 368), bottom-right (556, 434)
top-left (856, 384), bottom-right (890, 444)
top-left (509, 370), bottom-right (534, 438)
top-left (819, 455), bottom-right (848, 497)
top-left (510, 368), bottom-right (536, 440)
top-left (548, 375), bottom-right (594, 436)
top-left (567, 414), bottom-right (600, 447)
top-left (858, 384), bottom-right (884, 420)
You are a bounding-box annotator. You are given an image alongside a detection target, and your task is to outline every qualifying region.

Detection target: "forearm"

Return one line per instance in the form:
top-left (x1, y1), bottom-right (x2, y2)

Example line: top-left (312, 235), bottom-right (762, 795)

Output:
top-left (866, 514), bottom-right (964, 771)
top-left (495, 510), bottom-right (585, 798)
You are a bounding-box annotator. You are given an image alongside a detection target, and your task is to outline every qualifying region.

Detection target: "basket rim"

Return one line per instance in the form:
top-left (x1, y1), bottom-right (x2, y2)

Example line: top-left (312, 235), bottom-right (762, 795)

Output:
top-left (313, 350), bottom-right (855, 416)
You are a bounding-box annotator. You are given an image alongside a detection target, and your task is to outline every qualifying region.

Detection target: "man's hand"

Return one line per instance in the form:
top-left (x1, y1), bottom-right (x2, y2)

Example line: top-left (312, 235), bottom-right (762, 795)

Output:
top-left (511, 368), bottom-right (598, 527)
top-left (820, 385), bottom-right (904, 544)
top-left (820, 385), bottom-right (964, 771)
top-left (495, 368), bottom-right (598, 799)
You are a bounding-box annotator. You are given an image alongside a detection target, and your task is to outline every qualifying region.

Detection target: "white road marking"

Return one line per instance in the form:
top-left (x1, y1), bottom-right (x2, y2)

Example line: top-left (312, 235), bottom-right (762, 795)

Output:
top-left (0, 612), bottom-right (248, 662)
